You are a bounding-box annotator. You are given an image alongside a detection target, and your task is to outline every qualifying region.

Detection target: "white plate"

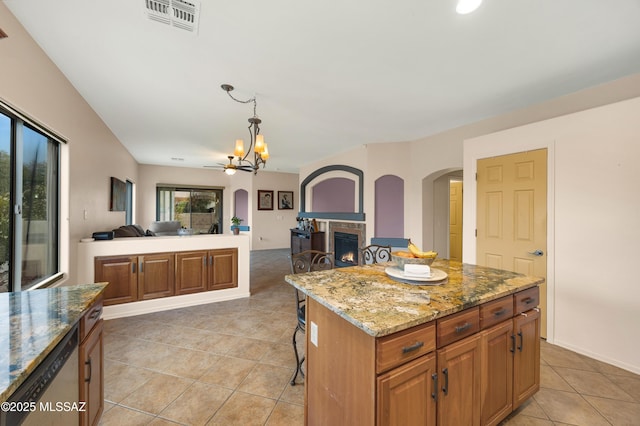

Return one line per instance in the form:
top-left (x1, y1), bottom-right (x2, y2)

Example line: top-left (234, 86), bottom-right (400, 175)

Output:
top-left (385, 266), bottom-right (448, 285)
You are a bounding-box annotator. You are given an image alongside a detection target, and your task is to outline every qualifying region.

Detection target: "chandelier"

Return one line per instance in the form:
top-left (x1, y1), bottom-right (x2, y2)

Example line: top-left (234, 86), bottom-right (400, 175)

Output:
top-left (221, 84), bottom-right (269, 175)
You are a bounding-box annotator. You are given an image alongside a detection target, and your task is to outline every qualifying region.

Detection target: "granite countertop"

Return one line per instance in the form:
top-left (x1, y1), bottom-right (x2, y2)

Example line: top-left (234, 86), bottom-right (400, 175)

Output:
top-left (285, 260), bottom-right (544, 337)
top-left (0, 283), bottom-right (108, 402)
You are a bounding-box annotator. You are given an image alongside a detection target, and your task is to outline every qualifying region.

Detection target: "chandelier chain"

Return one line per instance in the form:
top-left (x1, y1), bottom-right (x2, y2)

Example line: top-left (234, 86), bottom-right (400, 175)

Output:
top-left (224, 91), bottom-right (258, 117)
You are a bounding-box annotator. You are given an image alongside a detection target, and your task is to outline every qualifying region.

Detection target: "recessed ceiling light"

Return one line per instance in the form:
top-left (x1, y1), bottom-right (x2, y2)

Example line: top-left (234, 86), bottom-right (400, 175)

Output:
top-left (456, 0), bottom-right (482, 14)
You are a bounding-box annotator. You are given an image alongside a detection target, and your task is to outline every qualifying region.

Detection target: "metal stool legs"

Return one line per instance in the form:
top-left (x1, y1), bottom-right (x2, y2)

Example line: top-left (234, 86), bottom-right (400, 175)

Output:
top-left (290, 322), bottom-right (305, 385)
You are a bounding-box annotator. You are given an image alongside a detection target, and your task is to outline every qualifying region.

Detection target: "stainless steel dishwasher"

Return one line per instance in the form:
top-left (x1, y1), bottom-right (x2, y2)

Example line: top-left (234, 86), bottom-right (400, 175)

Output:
top-left (2, 325), bottom-right (80, 426)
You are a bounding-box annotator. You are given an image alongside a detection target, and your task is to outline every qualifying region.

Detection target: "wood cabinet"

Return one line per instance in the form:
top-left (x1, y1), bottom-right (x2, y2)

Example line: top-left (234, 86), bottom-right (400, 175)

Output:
top-left (96, 253), bottom-right (174, 305)
top-left (95, 248), bottom-right (237, 305)
top-left (79, 298), bottom-right (104, 426)
top-left (95, 256), bottom-right (137, 305)
top-left (378, 353), bottom-right (437, 426)
top-left (290, 229), bottom-right (325, 254)
top-left (176, 248), bottom-right (238, 295)
top-left (305, 287), bottom-right (540, 426)
top-left (480, 288), bottom-right (540, 426)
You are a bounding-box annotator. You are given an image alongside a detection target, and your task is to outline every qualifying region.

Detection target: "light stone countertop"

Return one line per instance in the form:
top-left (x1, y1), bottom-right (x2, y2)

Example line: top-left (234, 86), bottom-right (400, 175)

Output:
top-left (0, 283), bottom-right (108, 402)
top-left (285, 260), bottom-right (544, 337)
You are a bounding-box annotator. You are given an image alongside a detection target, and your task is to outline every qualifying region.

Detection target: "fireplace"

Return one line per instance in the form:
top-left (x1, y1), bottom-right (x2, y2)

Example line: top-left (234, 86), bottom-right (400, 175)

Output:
top-left (328, 221), bottom-right (365, 268)
top-left (334, 232), bottom-right (359, 267)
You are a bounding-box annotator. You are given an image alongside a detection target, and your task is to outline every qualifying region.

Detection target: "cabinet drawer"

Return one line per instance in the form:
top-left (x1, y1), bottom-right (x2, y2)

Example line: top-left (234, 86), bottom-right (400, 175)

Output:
top-left (514, 287), bottom-right (539, 314)
top-left (80, 297), bottom-right (103, 342)
top-left (480, 295), bottom-right (514, 330)
top-left (376, 322), bottom-right (435, 374)
top-left (437, 307), bottom-right (479, 348)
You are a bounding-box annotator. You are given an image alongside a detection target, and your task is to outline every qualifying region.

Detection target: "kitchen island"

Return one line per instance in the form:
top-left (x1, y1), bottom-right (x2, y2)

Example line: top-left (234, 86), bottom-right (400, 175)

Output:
top-left (285, 260), bottom-right (544, 426)
top-left (0, 283), bottom-right (107, 425)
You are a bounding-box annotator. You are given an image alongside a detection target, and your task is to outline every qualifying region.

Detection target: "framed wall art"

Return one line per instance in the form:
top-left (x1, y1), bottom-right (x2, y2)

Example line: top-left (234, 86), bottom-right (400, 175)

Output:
top-left (110, 177), bottom-right (126, 211)
top-left (278, 191), bottom-right (293, 210)
top-left (258, 190), bottom-right (274, 210)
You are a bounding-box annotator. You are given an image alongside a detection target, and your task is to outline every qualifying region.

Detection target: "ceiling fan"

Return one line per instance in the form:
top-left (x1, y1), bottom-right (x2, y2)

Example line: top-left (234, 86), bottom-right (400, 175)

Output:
top-left (205, 155), bottom-right (255, 174)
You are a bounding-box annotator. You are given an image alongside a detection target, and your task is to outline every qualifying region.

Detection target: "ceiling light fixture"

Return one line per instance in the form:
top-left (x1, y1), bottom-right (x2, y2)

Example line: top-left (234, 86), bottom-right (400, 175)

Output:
top-left (456, 0), bottom-right (482, 14)
top-left (220, 84), bottom-right (269, 175)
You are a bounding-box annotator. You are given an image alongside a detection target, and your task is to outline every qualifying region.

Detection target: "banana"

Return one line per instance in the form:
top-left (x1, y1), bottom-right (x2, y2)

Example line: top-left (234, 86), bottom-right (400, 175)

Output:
top-left (408, 239), bottom-right (438, 259)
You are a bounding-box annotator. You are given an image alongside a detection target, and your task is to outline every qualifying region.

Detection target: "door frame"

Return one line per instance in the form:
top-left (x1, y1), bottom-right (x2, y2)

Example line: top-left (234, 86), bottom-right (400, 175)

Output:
top-left (462, 139), bottom-right (556, 343)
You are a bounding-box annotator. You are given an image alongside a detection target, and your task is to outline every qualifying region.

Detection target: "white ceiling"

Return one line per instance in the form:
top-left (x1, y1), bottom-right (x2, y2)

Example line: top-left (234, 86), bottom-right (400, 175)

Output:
top-left (5, 0), bottom-right (640, 173)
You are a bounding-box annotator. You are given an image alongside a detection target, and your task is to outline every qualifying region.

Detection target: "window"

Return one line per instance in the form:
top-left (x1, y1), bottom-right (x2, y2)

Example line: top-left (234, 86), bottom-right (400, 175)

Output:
top-left (0, 103), bottom-right (62, 292)
top-left (156, 186), bottom-right (223, 234)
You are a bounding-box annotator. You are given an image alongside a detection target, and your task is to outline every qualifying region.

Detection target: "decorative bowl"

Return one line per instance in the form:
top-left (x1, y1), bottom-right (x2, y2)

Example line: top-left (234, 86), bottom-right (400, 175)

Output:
top-left (391, 251), bottom-right (436, 269)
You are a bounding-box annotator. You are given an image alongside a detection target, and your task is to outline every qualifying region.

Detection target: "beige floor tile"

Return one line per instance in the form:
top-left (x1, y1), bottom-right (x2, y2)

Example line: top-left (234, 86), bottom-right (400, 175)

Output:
top-left (103, 359), bottom-right (156, 403)
top-left (540, 364), bottom-right (573, 392)
top-left (513, 397), bottom-right (550, 420)
top-left (198, 355), bottom-right (257, 388)
top-left (151, 346), bottom-right (219, 380)
top-left (147, 417), bottom-right (185, 425)
top-left (225, 336), bottom-right (279, 361)
top-left (207, 392), bottom-right (276, 426)
top-left (541, 345), bottom-right (596, 371)
top-left (583, 395), bottom-right (640, 425)
top-left (159, 381), bottom-right (233, 425)
top-left (279, 383), bottom-right (304, 406)
top-left (99, 405), bottom-right (156, 426)
top-left (238, 363), bottom-right (292, 399)
top-left (265, 401), bottom-right (305, 426)
top-left (500, 414), bottom-right (554, 425)
top-left (533, 388), bottom-right (609, 425)
top-left (554, 366), bottom-right (635, 401)
top-left (257, 342), bottom-right (296, 368)
top-left (119, 372), bottom-right (194, 415)
top-left (608, 374), bottom-right (640, 402)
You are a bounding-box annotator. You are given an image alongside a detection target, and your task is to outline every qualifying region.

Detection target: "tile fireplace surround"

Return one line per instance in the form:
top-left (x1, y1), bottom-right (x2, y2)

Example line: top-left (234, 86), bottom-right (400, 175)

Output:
top-left (328, 221), bottom-right (365, 255)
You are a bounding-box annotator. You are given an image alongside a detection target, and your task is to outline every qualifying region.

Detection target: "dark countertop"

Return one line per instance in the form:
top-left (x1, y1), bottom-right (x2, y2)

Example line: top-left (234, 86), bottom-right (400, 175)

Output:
top-left (285, 260), bottom-right (544, 337)
top-left (0, 283), bottom-right (108, 402)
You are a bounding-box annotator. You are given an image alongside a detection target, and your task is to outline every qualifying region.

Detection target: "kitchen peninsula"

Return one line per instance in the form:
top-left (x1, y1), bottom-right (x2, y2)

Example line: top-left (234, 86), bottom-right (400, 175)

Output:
top-left (285, 260), bottom-right (544, 426)
top-left (0, 283), bottom-right (107, 425)
top-left (77, 234), bottom-right (250, 319)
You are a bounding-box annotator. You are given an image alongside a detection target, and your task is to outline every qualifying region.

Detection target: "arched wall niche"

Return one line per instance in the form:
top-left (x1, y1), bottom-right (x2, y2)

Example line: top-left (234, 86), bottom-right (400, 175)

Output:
top-left (233, 189), bottom-right (248, 223)
top-left (299, 164), bottom-right (365, 221)
top-left (375, 175), bottom-right (404, 238)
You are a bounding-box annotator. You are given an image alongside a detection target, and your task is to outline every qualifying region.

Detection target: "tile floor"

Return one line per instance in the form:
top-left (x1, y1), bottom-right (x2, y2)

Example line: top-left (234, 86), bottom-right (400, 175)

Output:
top-left (101, 249), bottom-right (640, 425)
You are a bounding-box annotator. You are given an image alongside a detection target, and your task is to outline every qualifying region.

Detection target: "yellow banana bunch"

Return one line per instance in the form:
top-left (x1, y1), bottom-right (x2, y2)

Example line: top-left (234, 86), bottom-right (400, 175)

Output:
top-left (407, 240), bottom-right (437, 259)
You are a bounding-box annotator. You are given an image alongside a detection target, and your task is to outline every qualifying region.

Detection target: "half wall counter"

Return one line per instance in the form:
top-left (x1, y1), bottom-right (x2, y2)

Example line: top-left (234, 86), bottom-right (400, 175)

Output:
top-left (77, 234), bottom-right (250, 319)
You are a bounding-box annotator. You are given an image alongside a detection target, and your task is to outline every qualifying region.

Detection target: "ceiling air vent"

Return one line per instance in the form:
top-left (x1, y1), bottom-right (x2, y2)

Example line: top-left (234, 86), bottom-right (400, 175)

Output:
top-left (144, 0), bottom-right (200, 33)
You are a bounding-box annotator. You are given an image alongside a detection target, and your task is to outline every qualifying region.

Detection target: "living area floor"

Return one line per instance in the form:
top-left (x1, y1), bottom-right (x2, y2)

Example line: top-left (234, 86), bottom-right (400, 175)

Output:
top-left (100, 249), bottom-right (640, 425)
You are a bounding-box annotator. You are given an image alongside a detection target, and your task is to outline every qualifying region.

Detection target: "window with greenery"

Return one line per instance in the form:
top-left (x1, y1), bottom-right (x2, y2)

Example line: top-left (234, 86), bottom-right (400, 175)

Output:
top-left (0, 104), bottom-right (61, 292)
top-left (156, 186), bottom-right (223, 234)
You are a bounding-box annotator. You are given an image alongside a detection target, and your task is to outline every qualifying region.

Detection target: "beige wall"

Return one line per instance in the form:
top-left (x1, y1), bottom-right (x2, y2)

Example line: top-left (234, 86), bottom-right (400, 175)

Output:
top-left (137, 164), bottom-right (298, 250)
top-left (464, 96), bottom-right (640, 374)
top-left (0, 3), bottom-right (139, 285)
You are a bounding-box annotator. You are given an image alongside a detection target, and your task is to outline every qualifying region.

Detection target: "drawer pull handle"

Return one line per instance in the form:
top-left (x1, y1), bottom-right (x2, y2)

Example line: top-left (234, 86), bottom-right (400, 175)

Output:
top-left (85, 357), bottom-right (92, 383)
top-left (455, 322), bottom-right (471, 333)
top-left (431, 373), bottom-right (438, 401)
top-left (522, 297), bottom-right (534, 305)
top-left (402, 341), bottom-right (424, 354)
top-left (89, 307), bottom-right (102, 320)
top-left (493, 308), bottom-right (507, 317)
top-left (517, 331), bottom-right (523, 352)
top-left (510, 334), bottom-right (516, 353)
top-left (442, 368), bottom-right (449, 395)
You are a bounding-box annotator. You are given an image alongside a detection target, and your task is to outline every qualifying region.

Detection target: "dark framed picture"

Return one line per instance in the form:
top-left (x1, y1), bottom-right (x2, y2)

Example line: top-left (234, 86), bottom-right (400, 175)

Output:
top-left (278, 191), bottom-right (293, 210)
top-left (258, 190), bottom-right (274, 210)
top-left (110, 177), bottom-right (126, 211)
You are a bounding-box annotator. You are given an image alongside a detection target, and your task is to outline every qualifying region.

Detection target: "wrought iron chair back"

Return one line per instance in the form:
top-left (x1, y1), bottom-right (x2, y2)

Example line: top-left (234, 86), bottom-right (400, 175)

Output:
top-left (359, 244), bottom-right (392, 265)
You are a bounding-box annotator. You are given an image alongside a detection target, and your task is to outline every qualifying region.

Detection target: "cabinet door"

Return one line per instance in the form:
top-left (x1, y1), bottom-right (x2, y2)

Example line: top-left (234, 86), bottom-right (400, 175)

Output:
top-left (175, 251), bottom-right (208, 295)
top-left (480, 320), bottom-right (514, 426)
top-left (437, 334), bottom-right (481, 426)
top-left (513, 309), bottom-right (540, 410)
top-left (80, 319), bottom-right (104, 426)
top-left (139, 253), bottom-right (175, 300)
top-left (208, 248), bottom-right (238, 290)
top-left (95, 256), bottom-right (137, 305)
top-left (377, 353), bottom-right (437, 426)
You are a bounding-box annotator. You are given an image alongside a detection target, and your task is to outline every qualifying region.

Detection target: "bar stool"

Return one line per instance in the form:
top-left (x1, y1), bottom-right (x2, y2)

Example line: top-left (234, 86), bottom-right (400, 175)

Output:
top-left (359, 244), bottom-right (392, 264)
top-left (289, 250), bottom-right (334, 385)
